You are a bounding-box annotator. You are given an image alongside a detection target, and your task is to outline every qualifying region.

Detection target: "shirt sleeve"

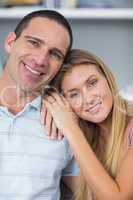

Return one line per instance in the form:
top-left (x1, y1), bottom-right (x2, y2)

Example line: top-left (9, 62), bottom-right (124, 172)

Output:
top-left (62, 138), bottom-right (80, 176)
top-left (62, 156), bottom-right (80, 176)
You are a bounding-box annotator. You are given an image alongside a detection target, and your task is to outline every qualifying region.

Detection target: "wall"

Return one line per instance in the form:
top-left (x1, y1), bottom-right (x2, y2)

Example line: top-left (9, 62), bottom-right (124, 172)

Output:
top-left (0, 15), bottom-right (133, 91)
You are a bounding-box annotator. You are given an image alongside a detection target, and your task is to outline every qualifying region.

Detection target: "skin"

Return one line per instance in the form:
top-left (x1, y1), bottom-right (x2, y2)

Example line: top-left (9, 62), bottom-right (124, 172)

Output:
top-left (42, 64), bottom-right (113, 141)
top-left (61, 64), bottom-right (113, 127)
top-left (43, 64), bottom-right (133, 200)
top-left (0, 17), bottom-right (70, 113)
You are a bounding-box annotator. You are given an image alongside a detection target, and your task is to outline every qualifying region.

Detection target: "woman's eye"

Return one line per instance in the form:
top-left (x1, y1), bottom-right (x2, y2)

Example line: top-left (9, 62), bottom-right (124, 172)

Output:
top-left (69, 92), bottom-right (79, 98)
top-left (89, 79), bottom-right (98, 87)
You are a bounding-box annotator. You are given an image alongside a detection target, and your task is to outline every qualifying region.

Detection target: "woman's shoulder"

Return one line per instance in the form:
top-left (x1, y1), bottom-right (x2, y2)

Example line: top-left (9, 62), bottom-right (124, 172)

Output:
top-left (126, 118), bottom-right (133, 147)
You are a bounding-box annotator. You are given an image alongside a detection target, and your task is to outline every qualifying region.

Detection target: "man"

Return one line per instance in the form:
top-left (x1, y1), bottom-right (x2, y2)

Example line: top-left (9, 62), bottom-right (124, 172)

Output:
top-left (0, 10), bottom-right (78, 199)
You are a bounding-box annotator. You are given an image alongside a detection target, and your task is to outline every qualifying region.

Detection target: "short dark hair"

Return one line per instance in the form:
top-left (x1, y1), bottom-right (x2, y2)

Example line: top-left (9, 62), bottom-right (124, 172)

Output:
top-left (14, 9), bottom-right (73, 51)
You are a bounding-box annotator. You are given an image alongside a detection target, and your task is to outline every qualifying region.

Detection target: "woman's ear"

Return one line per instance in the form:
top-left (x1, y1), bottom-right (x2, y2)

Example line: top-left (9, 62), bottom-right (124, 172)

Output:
top-left (5, 32), bottom-right (16, 53)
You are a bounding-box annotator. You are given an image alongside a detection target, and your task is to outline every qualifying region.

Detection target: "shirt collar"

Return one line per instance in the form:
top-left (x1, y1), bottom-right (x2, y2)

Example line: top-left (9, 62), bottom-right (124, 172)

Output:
top-left (29, 96), bottom-right (42, 111)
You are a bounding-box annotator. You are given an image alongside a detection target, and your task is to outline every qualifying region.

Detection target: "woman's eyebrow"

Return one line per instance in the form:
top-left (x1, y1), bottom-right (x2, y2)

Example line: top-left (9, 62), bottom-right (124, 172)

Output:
top-left (85, 74), bottom-right (96, 82)
top-left (63, 87), bottom-right (80, 96)
top-left (67, 88), bottom-right (78, 93)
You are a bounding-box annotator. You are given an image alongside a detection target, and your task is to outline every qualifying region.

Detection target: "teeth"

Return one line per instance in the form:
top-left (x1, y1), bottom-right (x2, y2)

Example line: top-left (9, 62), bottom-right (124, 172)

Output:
top-left (25, 64), bottom-right (41, 75)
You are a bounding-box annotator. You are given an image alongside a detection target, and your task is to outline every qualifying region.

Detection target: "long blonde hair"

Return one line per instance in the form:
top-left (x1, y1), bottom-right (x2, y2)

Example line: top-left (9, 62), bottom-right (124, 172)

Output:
top-left (52, 49), bottom-right (129, 200)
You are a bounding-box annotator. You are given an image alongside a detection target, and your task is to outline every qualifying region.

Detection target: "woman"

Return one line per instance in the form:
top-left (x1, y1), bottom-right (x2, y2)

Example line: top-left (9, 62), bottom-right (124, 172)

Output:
top-left (42, 49), bottom-right (133, 200)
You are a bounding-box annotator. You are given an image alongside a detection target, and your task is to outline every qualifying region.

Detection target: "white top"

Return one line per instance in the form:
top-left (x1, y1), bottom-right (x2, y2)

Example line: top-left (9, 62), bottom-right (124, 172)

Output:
top-left (0, 96), bottom-right (79, 200)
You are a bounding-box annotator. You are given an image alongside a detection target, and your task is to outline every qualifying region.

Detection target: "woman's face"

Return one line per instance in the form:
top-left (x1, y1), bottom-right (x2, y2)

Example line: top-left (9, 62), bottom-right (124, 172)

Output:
top-left (61, 64), bottom-right (113, 124)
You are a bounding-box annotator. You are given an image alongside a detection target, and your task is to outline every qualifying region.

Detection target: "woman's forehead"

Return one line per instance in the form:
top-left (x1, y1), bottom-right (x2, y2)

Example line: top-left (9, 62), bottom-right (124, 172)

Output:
top-left (61, 64), bottom-right (101, 89)
top-left (64, 64), bottom-right (101, 79)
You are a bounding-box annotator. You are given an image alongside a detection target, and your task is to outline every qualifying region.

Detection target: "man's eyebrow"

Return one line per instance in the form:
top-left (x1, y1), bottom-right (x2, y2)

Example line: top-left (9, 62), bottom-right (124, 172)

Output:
top-left (24, 35), bottom-right (65, 58)
top-left (24, 35), bottom-right (44, 44)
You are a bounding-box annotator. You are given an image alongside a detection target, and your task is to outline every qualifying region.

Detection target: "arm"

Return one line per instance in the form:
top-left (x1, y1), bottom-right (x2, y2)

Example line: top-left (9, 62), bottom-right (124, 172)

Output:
top-left (43, 92), bottom-right (133, 200)
top-left (64, 124), bottom-right (133, 200)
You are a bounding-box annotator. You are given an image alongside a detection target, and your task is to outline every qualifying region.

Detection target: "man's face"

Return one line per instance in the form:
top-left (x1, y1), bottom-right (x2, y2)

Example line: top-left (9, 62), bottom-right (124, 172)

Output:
top-left (5, 17), bottom-right (70, 93)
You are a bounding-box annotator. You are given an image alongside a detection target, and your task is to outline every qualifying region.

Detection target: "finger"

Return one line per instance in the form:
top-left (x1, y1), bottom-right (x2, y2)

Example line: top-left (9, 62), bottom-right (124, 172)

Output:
top-left (40, 103), bottom-right (47, 125)
top-left (43, 85), bottom-right (58, 97)
top-left (43, 98), bottom-right (54, 111)
top-left (43, 85), bottom-right (59, 103)
top-left (60, 94), bottom-right (70, 106)
top-left (44, 95), bottom-right (56, 104)
top-left (50, 120), bottom-right (58, 140)
top-left (57, 129), bottom-right (64, 140)
top-left (45, 109), bottom-right (53, 136)
top-left (43, 86), bottom-right (65, 106)
top-left (46, 92), bottom-right (66, 106)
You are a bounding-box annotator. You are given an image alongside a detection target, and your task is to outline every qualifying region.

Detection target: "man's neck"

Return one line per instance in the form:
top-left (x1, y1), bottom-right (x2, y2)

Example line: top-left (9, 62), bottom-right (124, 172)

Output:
top-left (0, 69), bottom-right (36, 114)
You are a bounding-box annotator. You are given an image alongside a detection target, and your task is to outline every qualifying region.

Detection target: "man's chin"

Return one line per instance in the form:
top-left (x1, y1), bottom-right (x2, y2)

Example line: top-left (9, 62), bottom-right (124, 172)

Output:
top-left (18, 75), bottom-right (53, 96)
top-left (20, 83), bottom-right (47, 97)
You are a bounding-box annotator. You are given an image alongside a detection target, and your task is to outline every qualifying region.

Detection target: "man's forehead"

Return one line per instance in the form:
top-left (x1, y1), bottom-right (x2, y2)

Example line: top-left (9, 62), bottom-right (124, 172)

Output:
top-left (21, 17), bottom-right (70, 53)
top-left (25, 17), bottom-right (64, 31)
top-left (21, 17), bottom-right (69, 42)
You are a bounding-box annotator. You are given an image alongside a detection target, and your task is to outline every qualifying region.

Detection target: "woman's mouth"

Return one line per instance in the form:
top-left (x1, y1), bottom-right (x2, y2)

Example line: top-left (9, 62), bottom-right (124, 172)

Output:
top-left (86, 101), bottom-right (102, 114)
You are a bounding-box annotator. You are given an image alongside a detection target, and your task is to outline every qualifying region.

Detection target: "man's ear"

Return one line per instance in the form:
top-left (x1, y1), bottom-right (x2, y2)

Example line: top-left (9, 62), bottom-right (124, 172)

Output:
top-left (5, 32), bottom-right (17, 53)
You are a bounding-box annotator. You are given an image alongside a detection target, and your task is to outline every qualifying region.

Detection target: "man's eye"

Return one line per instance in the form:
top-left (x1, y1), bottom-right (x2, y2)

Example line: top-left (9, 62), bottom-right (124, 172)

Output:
top-left (28, 40), bottom-right (39, 47)
top-left (51, 51), bottom-right (63, 60)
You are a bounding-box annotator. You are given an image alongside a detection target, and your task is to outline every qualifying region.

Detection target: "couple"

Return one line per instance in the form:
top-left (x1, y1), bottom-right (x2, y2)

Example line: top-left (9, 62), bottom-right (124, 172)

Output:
top-left (0, 9), bottom-right (133, 200)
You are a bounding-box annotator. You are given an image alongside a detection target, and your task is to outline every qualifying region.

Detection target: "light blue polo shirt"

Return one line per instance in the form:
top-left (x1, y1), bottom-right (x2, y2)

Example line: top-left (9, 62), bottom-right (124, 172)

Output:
top-left (0, 96), bottom-right (79, 200)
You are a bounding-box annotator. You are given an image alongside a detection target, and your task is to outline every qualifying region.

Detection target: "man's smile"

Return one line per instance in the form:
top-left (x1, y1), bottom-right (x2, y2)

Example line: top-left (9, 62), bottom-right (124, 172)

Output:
top-left (23, 62), bottom-right (45, 77)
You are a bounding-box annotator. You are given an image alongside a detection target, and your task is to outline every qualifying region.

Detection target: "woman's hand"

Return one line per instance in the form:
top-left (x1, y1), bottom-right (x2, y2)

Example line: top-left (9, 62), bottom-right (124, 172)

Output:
top-left (41, 104), bottom-right (64, 140)
top-left (41, 88), bottom-right (79, 138)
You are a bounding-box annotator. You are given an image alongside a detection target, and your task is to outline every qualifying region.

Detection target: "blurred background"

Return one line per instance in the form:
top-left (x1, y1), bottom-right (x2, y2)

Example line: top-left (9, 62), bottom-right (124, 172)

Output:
top-left (0, 0), bottom-right (133, 8)
top-left (0, 0), bottom-right (133, 92)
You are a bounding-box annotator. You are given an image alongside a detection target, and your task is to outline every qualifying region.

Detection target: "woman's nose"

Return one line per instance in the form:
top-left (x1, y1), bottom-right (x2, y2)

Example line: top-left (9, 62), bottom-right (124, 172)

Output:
top-left (83, 91), bottom-right (99, 106)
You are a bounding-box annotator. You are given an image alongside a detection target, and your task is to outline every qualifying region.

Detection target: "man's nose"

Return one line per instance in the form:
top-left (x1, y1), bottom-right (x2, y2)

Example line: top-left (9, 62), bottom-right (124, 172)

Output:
top-left (34, 48), bottom-right (49, 66)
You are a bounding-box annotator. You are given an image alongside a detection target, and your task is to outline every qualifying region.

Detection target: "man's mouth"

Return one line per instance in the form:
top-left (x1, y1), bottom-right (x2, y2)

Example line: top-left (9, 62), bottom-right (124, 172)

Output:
top-left (23, 63), bottom-right (44, 76)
